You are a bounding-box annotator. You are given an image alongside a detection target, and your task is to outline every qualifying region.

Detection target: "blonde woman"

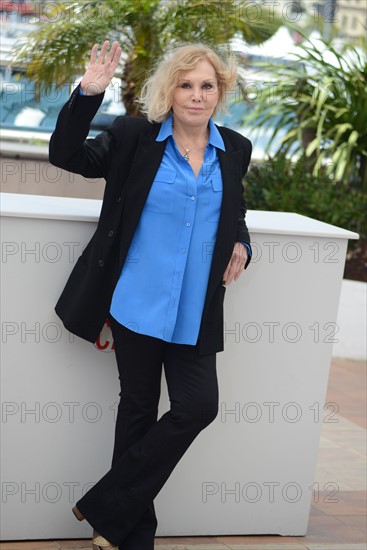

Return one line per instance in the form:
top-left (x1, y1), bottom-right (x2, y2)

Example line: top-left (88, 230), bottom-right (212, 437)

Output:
top-left (50, 40), bottom-right (252, 550)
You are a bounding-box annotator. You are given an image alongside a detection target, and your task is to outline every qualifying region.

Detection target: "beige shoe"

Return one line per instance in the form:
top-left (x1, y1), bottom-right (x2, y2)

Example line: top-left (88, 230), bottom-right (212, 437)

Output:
top-left (92, 529), bottom-right (118, 550)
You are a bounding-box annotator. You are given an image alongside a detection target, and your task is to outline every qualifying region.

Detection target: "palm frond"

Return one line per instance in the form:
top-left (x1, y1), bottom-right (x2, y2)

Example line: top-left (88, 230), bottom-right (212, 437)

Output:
top-left (240, 27), bottom-right (367, 186)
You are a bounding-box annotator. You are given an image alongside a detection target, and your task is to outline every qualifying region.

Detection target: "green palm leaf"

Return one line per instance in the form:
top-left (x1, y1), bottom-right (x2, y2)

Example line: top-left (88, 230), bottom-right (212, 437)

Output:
top-left (241, 27), bottom-right (367, 187)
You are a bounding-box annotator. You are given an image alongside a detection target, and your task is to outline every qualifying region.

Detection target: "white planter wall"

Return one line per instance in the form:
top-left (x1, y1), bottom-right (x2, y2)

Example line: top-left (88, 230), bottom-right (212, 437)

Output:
top-left (0, 193), bottom-right (358, 539)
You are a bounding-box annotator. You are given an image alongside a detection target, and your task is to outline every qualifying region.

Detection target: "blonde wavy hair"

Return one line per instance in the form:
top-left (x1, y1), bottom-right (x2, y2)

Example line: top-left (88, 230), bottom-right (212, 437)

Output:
top-left (137, 43), bottom-right (238, 122)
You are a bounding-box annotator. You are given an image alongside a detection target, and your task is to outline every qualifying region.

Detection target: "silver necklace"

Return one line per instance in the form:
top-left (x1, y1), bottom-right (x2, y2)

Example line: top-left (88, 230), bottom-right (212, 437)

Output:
top-left (174, 136), bottom-right (208, 162)
top-left (183, 147), bottom-right (190, 161)
top-left (172, 118), bottom-right (209, 161)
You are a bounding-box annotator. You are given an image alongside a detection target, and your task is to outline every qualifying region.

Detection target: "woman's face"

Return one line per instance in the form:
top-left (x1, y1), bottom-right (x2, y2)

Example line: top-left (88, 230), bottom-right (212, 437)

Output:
top-left (171, 59), bottom-right (220, 129)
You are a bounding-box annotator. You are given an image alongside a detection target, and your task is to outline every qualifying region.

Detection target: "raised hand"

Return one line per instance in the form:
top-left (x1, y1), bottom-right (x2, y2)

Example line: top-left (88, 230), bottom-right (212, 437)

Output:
top-left (80, 40), bottom-right (122, 96)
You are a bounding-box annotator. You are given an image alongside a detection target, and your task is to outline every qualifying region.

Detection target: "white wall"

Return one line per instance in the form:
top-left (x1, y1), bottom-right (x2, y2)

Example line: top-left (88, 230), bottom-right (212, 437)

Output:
top-left (332, 280), bottom-right (367, 360)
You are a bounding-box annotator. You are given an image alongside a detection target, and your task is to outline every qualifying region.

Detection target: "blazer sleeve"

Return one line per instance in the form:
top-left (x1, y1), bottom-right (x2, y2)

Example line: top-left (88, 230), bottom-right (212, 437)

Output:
top-left (235, 137), bottom-right (252, 269)
top-left (48, 83), bottom-right (125, 179)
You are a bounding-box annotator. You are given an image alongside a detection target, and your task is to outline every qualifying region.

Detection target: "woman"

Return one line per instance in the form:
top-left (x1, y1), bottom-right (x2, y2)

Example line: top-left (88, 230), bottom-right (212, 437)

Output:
top-left (49, 40), bottom-right (252, 550)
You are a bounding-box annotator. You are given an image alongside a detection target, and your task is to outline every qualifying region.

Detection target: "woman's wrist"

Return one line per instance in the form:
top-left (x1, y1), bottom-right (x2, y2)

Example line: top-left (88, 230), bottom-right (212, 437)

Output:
top-left (79, 82), bottom-right (105, 96)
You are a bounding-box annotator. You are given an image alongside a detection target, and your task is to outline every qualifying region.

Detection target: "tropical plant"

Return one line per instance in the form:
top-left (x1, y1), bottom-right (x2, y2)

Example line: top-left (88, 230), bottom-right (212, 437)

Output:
top-left (13, 0), bottom-right (281, 116)
top-left (240, 31), bottom-right (367, 188)
top-left (244, 154), bottom-right (366, 241)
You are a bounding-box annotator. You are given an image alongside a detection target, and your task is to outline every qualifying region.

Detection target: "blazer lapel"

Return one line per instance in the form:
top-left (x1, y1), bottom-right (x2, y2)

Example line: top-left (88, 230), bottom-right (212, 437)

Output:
top-left (118, 126), bottom-right (166, 265)
top-left (124, 133), bottom-right (166, 210)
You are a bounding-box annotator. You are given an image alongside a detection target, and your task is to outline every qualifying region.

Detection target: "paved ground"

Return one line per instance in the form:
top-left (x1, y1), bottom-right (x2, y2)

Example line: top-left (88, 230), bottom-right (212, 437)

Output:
top-left (1, 358), bottom-right (366, 550)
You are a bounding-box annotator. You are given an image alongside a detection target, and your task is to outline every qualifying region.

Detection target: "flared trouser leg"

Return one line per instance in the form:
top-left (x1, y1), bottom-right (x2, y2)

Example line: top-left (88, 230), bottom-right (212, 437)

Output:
top-left (75, 318), bottom-right (218, 547)
top-left (109, 317), bottom-right (163, 550)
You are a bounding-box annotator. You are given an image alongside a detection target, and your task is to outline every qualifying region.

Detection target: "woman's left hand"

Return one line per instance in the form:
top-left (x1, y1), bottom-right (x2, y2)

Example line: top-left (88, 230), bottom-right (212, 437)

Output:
top-left (222, 242), bottom-right (248, 286)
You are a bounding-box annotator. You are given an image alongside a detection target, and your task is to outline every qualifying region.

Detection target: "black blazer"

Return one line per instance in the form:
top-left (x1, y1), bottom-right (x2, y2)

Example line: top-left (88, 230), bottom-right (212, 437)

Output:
top-left (49, 84), bottom-right (252, 356)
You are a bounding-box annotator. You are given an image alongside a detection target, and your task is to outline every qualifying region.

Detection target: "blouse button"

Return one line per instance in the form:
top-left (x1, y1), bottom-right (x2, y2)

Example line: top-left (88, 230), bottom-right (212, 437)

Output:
top-left (97, 259), bottom-right (105, 267)
top-left (107, 230), bottom-right (114, 237)
top-left (116, 196), bottom-right (122, 203)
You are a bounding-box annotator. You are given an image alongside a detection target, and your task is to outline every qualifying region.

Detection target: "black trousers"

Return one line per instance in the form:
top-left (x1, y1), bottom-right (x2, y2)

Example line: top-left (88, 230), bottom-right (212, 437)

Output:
top-left (75, 314), bottom-right (219, 549)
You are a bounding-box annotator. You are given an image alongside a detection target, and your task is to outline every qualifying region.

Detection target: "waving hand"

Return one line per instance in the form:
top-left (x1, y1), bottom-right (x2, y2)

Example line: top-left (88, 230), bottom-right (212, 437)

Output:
top-left (80, 40), bottom-right (122, 96)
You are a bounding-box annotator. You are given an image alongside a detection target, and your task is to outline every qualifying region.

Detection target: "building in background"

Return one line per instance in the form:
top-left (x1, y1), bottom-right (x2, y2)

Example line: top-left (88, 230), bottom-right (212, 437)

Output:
top-left (268, 0), bottom-right (366, 42)
top-left (336, 0), bottom-right (367, 42)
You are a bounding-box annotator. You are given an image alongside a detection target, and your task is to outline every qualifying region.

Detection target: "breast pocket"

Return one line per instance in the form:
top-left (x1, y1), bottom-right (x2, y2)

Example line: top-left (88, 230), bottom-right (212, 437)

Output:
top-left (144, 168), bottom-right (176, 214)
top-left (206, 174), bottom-right (223, 222)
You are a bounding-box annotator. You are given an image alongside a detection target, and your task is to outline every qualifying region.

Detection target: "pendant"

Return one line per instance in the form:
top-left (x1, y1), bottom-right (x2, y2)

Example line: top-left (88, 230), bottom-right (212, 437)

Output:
top-left (183, 149), bottom-right (190, 161)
